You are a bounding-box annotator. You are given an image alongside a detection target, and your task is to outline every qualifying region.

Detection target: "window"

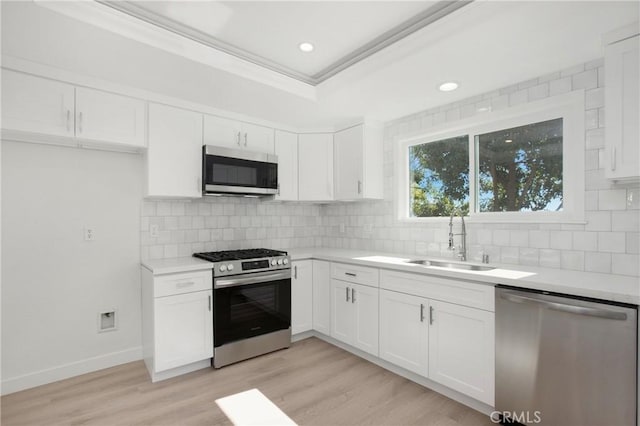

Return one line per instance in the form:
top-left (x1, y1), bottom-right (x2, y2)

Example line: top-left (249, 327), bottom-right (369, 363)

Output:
top-left (409, 136), bottom-right (469, 217)
top-left (397, 91), bottom-right (584, 223)
top-left (476, 118), bottom-right (563, 213)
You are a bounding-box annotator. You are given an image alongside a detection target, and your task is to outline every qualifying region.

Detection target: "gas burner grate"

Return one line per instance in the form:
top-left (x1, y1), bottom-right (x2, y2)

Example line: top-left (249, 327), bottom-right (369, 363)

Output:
top-left (193, 248), bottom-right (288, 262)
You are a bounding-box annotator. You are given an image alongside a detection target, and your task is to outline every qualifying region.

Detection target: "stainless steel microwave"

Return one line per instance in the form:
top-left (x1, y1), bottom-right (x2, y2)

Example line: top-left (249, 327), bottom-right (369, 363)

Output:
top-left (202, 146), bottom-right (278, 196)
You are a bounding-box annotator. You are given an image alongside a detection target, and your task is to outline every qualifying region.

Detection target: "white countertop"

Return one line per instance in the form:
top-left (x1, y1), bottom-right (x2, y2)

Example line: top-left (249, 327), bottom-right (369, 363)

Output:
top-left (140, 248), bottom-right (639, 305)
top-left (287, 248), bottom-right (640, 305)
top-left (141, 256), bottom-right (213, 275)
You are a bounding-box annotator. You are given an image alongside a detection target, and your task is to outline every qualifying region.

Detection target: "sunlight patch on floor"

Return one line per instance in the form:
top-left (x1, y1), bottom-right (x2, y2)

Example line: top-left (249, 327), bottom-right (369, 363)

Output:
top-left (215, 388), bottom-right (297, 426)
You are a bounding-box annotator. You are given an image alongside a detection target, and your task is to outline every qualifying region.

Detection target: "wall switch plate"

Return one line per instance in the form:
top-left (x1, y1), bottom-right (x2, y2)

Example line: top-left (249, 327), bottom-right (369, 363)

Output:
top-left (84, 227), bottom-right (95, 241)
top-left (149, 224), bottom-right (159, 238)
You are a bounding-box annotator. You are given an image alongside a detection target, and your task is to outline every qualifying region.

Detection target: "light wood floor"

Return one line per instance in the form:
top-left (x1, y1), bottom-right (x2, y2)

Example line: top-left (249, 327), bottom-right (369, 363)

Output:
top-left (1, 337), bottom-right (493, 426)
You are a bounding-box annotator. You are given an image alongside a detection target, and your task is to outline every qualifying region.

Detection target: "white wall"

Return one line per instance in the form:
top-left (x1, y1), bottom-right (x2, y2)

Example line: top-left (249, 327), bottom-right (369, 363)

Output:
top-left (1, 141), bottom-right (143, 394)
top-left (321, 58), bottom-right (640, 277)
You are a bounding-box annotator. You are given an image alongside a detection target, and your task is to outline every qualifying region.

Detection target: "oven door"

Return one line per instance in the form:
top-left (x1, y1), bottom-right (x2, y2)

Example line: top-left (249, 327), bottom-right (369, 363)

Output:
top-left (213, 270), bottom-right (291, 347)
top-left (203, 146), bottom-right (278, 195)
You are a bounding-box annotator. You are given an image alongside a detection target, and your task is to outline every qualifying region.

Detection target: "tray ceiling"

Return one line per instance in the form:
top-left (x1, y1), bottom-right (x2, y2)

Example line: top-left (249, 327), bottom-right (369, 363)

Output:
top-left (99, 0), bottom-right (470, 85)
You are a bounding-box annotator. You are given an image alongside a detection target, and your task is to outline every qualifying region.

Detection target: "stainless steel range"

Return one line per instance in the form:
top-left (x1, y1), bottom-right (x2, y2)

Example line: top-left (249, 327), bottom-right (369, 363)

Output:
top-left (193, 249), bottom-right (291, 368)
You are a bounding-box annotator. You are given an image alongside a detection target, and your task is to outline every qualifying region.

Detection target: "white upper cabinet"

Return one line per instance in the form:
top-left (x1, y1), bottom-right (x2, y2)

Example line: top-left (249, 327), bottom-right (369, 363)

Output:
top-left (1, 69), bottom-right (75, 137)
top-left (298, 133), bottom-right (334, 201)
top-left (75, 87), bottom-right (146, 148)
top-left (274, 130), bottom-right (299, 201)
top-left (334, 123), bottom-right (383, 200)
top-left (605, 32), bottom-right (639, 183)
top-left (1, 69), bottom-right (146, 149)
top-left (147, 103), bottom-right (203, 198)
top-left (203, 114), bottom-right (274, 154)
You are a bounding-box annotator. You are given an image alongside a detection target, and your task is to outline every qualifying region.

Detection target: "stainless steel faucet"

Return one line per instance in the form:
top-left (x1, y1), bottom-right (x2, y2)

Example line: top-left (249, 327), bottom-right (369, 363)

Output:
top-left (448, 211), bottom-right (467, 261)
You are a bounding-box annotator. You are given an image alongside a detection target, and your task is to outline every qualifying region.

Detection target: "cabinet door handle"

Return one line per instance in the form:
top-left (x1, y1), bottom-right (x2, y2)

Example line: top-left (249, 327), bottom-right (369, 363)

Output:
top-left (237, 131), bottom-right (241, 146)
top-left (208, 295), bottom-right (212, 312)
top-left (351, 288), bottom-right (355, 303)
top-left (78, 112), bottom-right (83, 133)
top-left (346, 287), bottom-right (350, 302)
top-left (66, 109), bottom-right (71, 132)
top-left (345, 272), bottom-right (357, 277)
top-left (244, 132), bottom-right (248, 147)
top-left (429, 306), bottom-right (434, 325)
top-left (176, 281), bottom-right (195, 288)
top-left (294, 265), bottom-right (298, 279)
top-left (357, 180), bottom-right (362, 194)
top-left (611, 147), bottom-right (617, 171)
top-left (420, 304), bottom-right (425, 322)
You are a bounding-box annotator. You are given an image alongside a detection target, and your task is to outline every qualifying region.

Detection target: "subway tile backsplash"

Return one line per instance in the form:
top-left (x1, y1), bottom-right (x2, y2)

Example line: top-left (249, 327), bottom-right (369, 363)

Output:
top-left (141, 57), bottom-right (640, 277)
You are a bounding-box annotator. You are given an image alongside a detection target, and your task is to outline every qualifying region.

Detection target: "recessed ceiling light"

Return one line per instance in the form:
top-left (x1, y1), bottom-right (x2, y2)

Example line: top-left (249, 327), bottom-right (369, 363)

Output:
top-left (299, 42), bottom-right (314, 53)
top-left (505, 139), bottom-right (513, 143)
top-left (438, 81), bottom-right (459, 92)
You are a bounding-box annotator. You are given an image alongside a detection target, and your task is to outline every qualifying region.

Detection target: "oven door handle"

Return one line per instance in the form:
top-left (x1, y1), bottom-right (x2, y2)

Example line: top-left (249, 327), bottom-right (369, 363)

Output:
top-left (214, 270), bottom-right (291, 289)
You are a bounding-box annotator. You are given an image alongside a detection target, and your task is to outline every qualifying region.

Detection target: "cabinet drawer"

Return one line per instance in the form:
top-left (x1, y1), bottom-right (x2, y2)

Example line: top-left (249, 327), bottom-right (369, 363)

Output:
top-left (154, 270), bottom-right (212, 298)
top-left (380, 269), bottom-right (494, 311)
top-left (331, 263), bottom-right (379, 287)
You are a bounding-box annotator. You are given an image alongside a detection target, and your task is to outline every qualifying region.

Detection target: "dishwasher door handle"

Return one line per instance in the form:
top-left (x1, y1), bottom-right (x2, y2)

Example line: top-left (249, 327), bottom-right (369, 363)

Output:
top-left (500, 292), bottom-right (628, 321)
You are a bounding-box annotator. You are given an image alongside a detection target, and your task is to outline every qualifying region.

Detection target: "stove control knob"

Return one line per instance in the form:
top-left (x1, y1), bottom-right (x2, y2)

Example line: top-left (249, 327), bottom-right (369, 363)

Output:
top-left (227, 264), bottom-right (234, 271)
top-left (277, 259), bottom-right (283, 265)
top-left (283, 258), bottom-right (289, 265)
top-left (219, 265), bottom-right (227, 272)
top-left (271, 259), bottom-right (277, 266)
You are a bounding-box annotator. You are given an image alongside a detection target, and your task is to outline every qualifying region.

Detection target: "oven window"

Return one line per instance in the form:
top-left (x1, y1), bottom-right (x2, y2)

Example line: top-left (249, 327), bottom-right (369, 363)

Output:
top-left (214, 279), bottom-right (291, 346)
top-left (205, 155), bottom-right (277, 189)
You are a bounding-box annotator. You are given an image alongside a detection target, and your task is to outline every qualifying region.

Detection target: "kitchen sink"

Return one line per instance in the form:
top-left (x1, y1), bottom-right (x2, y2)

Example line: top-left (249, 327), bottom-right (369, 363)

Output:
top-left (406, 259), bottom-right (495, 271)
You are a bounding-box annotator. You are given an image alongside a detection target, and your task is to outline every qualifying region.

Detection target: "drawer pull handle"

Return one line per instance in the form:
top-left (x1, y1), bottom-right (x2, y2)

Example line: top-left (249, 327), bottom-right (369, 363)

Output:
top-left (176, 281), bottom-right (195, 288)
top-left (345, 272), bottom-right (357, 277)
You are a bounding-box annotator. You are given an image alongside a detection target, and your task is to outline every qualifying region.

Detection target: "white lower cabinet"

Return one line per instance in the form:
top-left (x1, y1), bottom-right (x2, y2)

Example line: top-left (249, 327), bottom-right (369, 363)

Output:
top-left (312, 260), bottom-right (331, 335)
top-left (428, 299), bottom-right (495, 406)
top-left (154, 290), bottom-right (213, 372)
top-left (141, 268), bottom-right (213, 381)
top-left (291, 260), bottom-right (313, 334)
top-left (330, 279), bottom-right (379, 356)
top-left (379, 289), bottom-right (429, 377)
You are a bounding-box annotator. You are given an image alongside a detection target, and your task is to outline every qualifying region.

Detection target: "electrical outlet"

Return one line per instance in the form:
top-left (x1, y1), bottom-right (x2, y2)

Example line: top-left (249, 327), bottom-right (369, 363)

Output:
top-left (98, 310), bottom-right (117, 333)
top-left (84, 227), bottom-right (95, 241)
top-left (339, 223), bottom-right (345, 233)
top-left (149, 224), bottom-right (159, 238)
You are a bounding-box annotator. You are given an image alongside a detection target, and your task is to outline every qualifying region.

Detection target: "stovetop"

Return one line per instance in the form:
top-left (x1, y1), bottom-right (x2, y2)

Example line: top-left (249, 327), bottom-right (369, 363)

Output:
top-left (193, 248), bottom-right (290, 276)
top-left (193, 248), bottom-right (287, 263)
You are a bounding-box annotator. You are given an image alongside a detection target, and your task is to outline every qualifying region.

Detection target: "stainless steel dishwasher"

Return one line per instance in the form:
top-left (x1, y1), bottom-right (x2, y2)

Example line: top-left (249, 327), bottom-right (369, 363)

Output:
top-left (495, 285), bottom-right (637, 426)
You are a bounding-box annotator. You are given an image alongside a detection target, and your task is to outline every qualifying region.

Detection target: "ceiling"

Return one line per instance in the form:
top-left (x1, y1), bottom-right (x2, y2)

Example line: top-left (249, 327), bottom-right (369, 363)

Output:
top-left (1, 1), bottom-right (638, 130)
top-left (100, 1), bottom-right (469, 84)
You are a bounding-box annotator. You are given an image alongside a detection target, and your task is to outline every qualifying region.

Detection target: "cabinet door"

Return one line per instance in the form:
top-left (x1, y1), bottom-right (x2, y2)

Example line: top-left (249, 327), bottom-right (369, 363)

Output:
top-left (241, 122), bottom-right (275, 154)
top-left (428, 300), bottom-right (495, 406)
top-left (334, 125), bottom-right (364, 200)
top-left (274, 130), bottom-right (298, 200)
top-left (203, 114), bottom-right (242, 149)
top-left (75, 87), bottom-right (146, 147)
top-left (291, 260), bottom-right (313, 334)
top-left (298, 133), bottom-right (333, 201)
top-left (154, 290), bottom-right (213, 372)
top-left (312, 260), bottom-right (331, 335)
top-left (330, 279), bottom-right (352, 344)
top-left (379, 289), bottom-right (429, 377)
top-left (605, 35), bottom-right (639, 181)
top-left (147, 103), bottom-right (203, 198)
top-left (351, 283), bottom-right (379, 356)
top-left (1, 70), bottom-right (75, 137)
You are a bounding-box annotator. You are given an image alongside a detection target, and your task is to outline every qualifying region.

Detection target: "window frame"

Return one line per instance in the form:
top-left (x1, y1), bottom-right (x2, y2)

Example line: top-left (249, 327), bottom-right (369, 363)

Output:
top-left (395, 90), bottom-right (585, 224)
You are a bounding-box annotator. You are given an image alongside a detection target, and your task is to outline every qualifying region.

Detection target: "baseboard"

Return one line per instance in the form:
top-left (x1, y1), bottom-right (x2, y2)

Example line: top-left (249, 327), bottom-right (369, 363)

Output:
top-left (310, 332), bottom-right (494, 417)
top-left (291, 330), bottom-right (314, 342)
top-left (1, 346), bottom-right (143, 395)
